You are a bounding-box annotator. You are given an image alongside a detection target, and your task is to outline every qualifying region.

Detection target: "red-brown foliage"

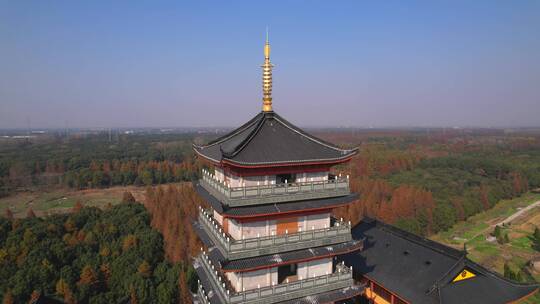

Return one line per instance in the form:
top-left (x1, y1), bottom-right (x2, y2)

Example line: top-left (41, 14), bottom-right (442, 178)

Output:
top-left (72, 201), bottom-right (84, 213)
top-left (144, 183), bottom-right (207, 263)
top-left (334, 178), bottom-right (435, 233)
top-left (26, 208), bottom-right (36, 219)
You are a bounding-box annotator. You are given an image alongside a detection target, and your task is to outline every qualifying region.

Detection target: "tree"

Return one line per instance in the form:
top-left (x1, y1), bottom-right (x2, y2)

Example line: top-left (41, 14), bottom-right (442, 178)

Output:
top-left (504, 263), bottom-right (517, 281)
top-left (122, 234), bottom-right (138, 252)
top-left (78, 265), bottom-right (98, 286)
top-left (531, 226), bottom-right (540, 251)
top-left (503, 233), bottom-right (510, 244)
top-left (179, 270), bottom-right (191, 303)
top-left (122, 191), bottom-right (136, 203)
top-left (100, 263), bottom-right (111, 285)
top-left (4, 208), bottom-right (13, 220)
top-left (72, 201), bottom-right (83, 213)
top-left (129, 285), bottom-right (138, 304)
top-left (28, 290), bottom-right (40, 303)
top-left (494, 225), bottom-right (502, 239)
top-left (138, 260), bottom-right (152, 277)
top-left (56, 279), bottom-right (69, 296)
top-left (26, 208), bottom-right (36, 218)
top-left (64, 218), bottom-right (76, 232)
top-left (2, 290), bottom-right (14, 304)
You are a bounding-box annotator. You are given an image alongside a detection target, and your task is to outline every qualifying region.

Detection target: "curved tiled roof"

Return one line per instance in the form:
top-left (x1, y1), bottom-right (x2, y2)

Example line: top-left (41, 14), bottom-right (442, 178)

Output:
top-left (206, 240), bottom-right (363, 272)
top-left (193, 111), bottom-right (358, 167)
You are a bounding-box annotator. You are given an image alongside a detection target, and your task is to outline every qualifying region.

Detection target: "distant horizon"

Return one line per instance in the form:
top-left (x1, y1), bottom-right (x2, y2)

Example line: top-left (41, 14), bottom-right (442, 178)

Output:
top-left (2, 119), bottom-right (540, 131)
top-left (1, 1), bottom-right (539, 129)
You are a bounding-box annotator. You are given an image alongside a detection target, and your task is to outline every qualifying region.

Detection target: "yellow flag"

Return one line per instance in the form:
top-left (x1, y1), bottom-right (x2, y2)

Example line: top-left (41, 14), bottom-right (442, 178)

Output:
top-left (452, 269), bottom-right (476, 283)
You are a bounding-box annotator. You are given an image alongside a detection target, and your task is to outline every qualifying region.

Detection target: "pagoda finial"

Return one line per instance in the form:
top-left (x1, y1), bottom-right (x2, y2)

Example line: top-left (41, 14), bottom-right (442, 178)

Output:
top-left (262, 28), bottom-right (273, 112)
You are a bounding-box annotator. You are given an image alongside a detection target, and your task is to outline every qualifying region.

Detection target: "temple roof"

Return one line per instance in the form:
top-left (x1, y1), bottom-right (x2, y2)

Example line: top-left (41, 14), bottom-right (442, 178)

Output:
top-left (194, 181), bottom-right (358, 218)
top-left (193, 111), bottom-right (358, 168)
top-left (340, 218), bottom-right (538, 304)
top-left (207, 239), bottom-right (363, 272)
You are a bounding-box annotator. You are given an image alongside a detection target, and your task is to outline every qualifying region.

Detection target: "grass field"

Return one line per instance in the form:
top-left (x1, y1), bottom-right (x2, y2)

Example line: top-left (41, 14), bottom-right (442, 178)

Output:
top-left (0, 186), bottom-right (147, 218)
top-left (431, 192), bottom-right (540, 303)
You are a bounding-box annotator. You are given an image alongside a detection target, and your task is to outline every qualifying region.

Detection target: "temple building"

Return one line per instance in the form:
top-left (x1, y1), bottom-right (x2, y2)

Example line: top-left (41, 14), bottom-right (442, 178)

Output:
top-left (191, 35), bottom-right (538, 304)
top-left (341, 218), bottom-right (538, 304)
top-left (192, 34), bottom-right (363, 304)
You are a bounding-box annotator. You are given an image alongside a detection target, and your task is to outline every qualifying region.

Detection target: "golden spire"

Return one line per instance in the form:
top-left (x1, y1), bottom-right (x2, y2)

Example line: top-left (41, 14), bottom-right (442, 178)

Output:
top-left (262, 28), bottom-right (274, 112)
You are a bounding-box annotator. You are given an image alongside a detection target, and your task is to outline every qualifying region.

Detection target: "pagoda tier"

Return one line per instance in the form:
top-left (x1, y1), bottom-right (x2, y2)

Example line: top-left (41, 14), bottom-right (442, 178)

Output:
top-left (193, 111), bottom-right (358, 169)
top-left (194, 170), bottom-right (358, 218)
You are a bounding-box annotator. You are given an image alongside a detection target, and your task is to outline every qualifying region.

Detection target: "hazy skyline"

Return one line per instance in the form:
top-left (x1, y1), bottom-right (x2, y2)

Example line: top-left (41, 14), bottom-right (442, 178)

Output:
top-left (1, 1), bottom-right (539, 128)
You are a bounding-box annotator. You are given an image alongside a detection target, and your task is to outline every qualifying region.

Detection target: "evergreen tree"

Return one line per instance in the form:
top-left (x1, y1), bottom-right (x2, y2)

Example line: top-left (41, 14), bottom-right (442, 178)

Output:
top-left (531, 227), bottom-right (540, 251)
top-left (503, 263), bottom-right (516, 281)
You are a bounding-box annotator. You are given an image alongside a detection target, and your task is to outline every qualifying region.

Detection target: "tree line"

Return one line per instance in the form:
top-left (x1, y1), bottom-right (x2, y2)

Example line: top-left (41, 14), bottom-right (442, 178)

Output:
top-left (0, 133), bottom-right (201, 197)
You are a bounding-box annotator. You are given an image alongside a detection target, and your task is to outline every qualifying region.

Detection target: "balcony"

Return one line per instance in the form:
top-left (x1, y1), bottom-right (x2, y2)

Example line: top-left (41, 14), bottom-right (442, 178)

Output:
top-left (198, 207), bottom-right (352, 260)
top-left (196, 250), bottom-right (355, 304)
top-left (200, 169), bottom-right (350, 207)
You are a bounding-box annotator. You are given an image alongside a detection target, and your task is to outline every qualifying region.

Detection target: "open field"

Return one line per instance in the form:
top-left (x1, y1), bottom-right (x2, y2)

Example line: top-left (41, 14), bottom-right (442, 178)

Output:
top-left (432, 192), bottom-right (540, 269)
top-left (431, 192), bottom-right (540, 303)
top-left (0, 185), bottom-right (148, 217)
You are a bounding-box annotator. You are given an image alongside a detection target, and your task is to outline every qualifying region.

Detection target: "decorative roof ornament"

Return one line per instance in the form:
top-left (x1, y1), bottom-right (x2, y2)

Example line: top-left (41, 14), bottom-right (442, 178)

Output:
top-left (262, 27), bottom-right (274, 112)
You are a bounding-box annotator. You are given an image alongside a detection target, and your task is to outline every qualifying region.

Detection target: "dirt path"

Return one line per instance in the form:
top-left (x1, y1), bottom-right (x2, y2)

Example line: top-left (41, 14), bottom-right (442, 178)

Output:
top-left (496, 200), bottom-right (540, 226)
top-left (466, 200), bottom-right (540, 243)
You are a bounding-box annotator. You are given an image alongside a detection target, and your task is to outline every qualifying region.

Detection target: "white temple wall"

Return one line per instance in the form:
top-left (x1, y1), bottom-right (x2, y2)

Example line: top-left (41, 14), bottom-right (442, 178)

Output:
top-left (228, 219), bottom-right (277, 240)
top-left (222, 170), bottom-right (329, 187)
top-left (298, 258), bottom-right (333, 280)
top-left (301, 213), bottom-right (331, 231)
top-left (214, 167), bottom-right (226, 182)
top-left (295, 171), bottom-right (329, 183)
top-left (226, 173), bottom-right (274, 187)
top-left (228, 218), bottom-right (242, 240)
top-left (213, 210), bottom-right (224, 226)
top-left (227, 268), bottom-right (278, 291)
top-left (226, 213), bottom-right (330, 240)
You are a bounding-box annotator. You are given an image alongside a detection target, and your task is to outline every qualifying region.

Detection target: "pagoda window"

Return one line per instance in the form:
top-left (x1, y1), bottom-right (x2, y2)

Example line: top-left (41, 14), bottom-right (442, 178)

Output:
top-left (278, 263), bottom-right (298, 283)
top-left (276, 173), bottom-right (296, 184)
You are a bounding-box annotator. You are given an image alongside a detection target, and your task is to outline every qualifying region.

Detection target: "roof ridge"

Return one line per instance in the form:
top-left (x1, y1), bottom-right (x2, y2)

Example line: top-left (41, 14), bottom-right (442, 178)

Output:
top-left (195, 112), bottom-right (264, 149)
top-left (363, 217), bottom-right (465, 259)
top-left (221, 112), bottom-right (268, 158)
top-left (272, 112), bottom-right (358, 153)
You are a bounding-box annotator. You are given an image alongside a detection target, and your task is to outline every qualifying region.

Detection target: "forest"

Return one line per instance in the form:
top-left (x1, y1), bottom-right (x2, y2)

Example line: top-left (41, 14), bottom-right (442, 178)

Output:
top-left (2, 128), bottom-right (540, 302)
top-left (331, 129), bottom-right (540, 235)
top-left (0, 133), bottom-right (201, 198)
top-left (0, 200), bottom-right (194, 303)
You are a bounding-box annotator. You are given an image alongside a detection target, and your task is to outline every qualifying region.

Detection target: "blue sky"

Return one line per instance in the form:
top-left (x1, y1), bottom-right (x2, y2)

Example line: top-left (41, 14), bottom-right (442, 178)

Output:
top-left (0, 1), bottom-right (539, 128)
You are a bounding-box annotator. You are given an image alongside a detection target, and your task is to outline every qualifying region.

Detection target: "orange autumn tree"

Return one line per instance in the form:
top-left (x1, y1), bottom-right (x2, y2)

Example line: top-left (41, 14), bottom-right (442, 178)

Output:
top-left (144, 183), bottom-right (205, 263)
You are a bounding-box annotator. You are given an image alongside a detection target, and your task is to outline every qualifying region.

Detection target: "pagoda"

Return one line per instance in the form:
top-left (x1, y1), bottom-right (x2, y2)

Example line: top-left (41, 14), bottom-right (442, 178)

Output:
top-left (192, 34), bottom-right (364, 304)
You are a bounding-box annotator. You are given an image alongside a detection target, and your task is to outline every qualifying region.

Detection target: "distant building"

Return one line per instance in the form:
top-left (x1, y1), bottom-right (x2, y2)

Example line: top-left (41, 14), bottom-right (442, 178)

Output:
top-left (191, 36), bottom-right (538, 304)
